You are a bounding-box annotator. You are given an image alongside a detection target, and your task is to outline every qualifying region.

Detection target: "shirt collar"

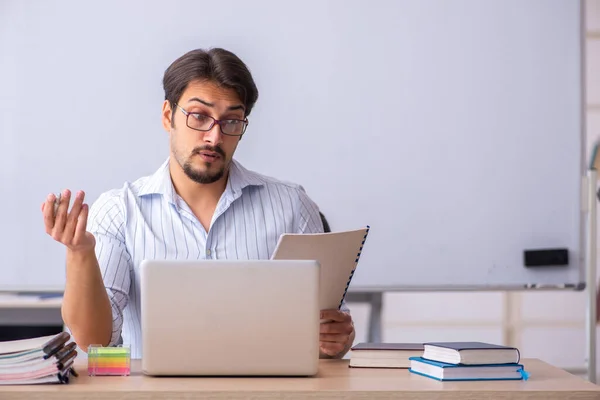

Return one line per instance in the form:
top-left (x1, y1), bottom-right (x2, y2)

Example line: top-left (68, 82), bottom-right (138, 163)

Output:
top-left (226, 158), bottom-right (266, 196)
top-left (137, 158), bottom-right (265, 204)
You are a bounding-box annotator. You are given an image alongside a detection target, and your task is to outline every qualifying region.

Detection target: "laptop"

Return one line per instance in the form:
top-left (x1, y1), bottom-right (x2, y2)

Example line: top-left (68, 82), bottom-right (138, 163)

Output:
top-left (139, 259), bottom-right (320, 376)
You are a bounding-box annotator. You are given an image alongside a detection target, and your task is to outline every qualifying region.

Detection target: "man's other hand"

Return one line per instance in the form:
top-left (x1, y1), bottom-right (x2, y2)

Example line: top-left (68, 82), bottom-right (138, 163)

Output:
top-left (319, 309), bottom-right (355, 358)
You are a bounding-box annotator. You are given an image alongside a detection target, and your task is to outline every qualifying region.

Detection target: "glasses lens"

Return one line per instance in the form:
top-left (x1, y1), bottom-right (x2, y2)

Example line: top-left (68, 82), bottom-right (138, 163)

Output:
top-left (187, 113), bottom-right (214, 131)
top-left (221, 120), bottom-right (246, 135)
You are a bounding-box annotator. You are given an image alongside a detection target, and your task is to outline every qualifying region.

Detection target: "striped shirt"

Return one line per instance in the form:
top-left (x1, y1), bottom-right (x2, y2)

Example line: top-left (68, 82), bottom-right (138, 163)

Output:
top-left (87, 158), bottom-right (335, 359)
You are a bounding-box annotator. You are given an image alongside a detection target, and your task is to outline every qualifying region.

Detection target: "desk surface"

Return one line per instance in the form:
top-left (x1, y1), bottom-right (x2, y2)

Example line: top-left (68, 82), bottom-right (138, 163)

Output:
top-left (2, 358), bottom-right (600, 400)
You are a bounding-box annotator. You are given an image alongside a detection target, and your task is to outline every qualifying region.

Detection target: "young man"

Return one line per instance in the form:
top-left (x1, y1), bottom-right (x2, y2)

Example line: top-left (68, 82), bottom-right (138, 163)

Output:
top-left (41, 48), bottom-right (355, 359)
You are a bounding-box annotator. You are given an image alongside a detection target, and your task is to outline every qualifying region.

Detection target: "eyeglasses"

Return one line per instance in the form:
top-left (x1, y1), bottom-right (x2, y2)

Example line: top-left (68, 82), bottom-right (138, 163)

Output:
top-left (175, 104), bottom-right (248, 136)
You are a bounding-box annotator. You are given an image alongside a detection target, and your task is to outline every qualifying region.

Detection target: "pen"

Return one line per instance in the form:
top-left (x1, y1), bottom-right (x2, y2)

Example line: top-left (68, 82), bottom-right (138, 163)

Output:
top-left (58, 360), bottom-right (74, 384)
top-left (56, 349), bottom-right (77, 370)
top-left (42, 332), bottom-right (70, 359)
top-left (53, 341), bottom-right (76, 361)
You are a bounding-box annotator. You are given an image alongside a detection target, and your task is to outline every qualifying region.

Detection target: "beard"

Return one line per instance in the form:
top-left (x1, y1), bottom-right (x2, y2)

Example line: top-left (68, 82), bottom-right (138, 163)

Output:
top-left (181, 145), bottom-right (227, 184)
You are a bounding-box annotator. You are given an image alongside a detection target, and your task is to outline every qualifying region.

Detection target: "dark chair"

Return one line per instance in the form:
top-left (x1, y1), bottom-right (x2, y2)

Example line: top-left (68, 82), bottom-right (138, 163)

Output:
top-left (319, 212), bottom-right (331, 233)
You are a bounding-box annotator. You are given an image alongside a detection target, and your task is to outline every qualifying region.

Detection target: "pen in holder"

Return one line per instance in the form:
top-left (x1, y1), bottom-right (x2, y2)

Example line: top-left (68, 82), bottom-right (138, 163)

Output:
top-left (87, 345), bottom-right (131, 376)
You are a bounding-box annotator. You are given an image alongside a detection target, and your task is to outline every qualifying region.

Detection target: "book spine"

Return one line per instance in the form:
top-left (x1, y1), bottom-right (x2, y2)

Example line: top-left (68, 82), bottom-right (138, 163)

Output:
top-left (339, 226), bottom-right (370, 309)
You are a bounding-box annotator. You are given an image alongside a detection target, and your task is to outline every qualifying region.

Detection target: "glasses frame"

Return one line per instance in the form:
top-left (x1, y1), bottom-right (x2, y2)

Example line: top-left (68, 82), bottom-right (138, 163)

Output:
top-left (174, 104), bottom-right (248, 137)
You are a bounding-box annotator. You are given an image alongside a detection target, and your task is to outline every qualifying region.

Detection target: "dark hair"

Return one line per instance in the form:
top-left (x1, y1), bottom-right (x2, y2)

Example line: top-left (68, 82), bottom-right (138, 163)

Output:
top-left (162, 48), bottom-right (259, 122)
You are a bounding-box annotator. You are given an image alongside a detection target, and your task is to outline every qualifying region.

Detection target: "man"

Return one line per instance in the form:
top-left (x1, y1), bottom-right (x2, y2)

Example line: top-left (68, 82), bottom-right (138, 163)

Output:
top-left (41, 48), bottom-right (355, 359)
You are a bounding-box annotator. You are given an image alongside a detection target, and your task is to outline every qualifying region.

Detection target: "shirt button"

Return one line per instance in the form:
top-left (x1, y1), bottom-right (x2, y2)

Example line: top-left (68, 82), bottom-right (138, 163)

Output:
top-left (206, 249), bottom-right (211, 257)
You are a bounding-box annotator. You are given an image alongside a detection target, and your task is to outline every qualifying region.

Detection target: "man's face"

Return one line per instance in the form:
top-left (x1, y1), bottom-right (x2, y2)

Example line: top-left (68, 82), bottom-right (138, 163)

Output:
top-left (162, 80), bottom-right (245, 184)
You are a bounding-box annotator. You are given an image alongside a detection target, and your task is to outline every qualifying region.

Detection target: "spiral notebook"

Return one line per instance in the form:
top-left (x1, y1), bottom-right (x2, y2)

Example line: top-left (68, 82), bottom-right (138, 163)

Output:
top-left (271, 226), bottom-right (370, 310)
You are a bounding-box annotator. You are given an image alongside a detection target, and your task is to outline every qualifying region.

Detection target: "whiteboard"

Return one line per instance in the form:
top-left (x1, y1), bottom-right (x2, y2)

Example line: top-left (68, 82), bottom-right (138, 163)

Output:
top-left (0, 0), bottom-right (584, 291)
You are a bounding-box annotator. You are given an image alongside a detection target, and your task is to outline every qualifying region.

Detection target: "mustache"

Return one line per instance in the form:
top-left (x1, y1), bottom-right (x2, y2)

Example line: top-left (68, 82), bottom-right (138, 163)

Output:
top-left (192, 145), bottom-right (226, 158)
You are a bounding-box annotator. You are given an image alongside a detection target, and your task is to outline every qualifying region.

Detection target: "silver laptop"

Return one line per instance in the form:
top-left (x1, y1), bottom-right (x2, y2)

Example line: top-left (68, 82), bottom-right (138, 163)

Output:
top-left (139, 259), bottom-right (320, 376)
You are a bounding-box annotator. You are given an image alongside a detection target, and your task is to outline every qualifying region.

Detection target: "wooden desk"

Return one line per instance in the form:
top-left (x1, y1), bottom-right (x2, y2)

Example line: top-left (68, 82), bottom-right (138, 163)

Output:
top-left (2, 358), bottom-right (600, 399)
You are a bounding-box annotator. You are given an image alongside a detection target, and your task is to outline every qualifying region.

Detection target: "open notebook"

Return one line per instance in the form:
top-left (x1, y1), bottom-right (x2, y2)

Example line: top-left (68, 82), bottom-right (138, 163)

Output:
top-left (0, 332), bottom-right (78, 385)
top-left (271, 226), bottom-right (370, 310)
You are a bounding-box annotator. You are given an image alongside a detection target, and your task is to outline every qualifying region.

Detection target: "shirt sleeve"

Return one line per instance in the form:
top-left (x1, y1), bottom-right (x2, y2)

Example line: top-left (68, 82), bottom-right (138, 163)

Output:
top-left (87, 190), bottom-right (132, 347)
top-left (294, 185), bottom-right (324, 234)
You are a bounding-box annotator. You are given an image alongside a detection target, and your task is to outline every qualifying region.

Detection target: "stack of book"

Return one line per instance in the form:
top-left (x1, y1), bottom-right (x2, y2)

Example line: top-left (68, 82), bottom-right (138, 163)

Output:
top-left (349, 343), bottom-right (424, 368)
top-left (0, 332), bottom-right (78, 385)
top-left (409, 341), bottom-right (528, 381)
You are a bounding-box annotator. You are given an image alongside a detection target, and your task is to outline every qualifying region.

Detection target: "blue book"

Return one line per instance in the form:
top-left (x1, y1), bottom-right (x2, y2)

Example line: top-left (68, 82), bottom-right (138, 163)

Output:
top-left (408, 357), bottom-right (528, 381)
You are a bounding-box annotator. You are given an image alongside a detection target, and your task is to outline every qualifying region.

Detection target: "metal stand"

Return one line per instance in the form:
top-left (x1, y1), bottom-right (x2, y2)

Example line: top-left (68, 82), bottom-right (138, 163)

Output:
top-left (367, 293), bottom-right (383, 343)
top-left (585, 169), bottom-right (597, 383)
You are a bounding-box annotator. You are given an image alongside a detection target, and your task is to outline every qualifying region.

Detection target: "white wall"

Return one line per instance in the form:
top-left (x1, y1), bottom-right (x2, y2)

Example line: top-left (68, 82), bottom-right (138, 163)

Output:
top-left (0, 0), bottom-right (583, 291)
top-left (348, 0), bottom-right (600, 379)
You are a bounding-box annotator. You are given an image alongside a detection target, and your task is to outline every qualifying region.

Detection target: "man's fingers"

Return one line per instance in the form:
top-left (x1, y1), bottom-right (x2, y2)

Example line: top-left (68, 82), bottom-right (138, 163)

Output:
top-left (62, 191), bottom-right (84, 242)
top-left (43, 194), bottom-right (57, 233)
top-left (43, 189), bottom-right (93, 251)
top-left (52, 190), bottom-right (71, 238)
top-left (73, 203), bottom-right (89, 244)
top-left (320, 323), bottom-right (344, 334)
top-left (320, 342), bottom-right (344, 357)
top-left (320, 333), bottom-right (348, 343)
top-left (320, 309), bottom-right (350, 323)
top-left (320, 321), bottom-right (353, 334)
